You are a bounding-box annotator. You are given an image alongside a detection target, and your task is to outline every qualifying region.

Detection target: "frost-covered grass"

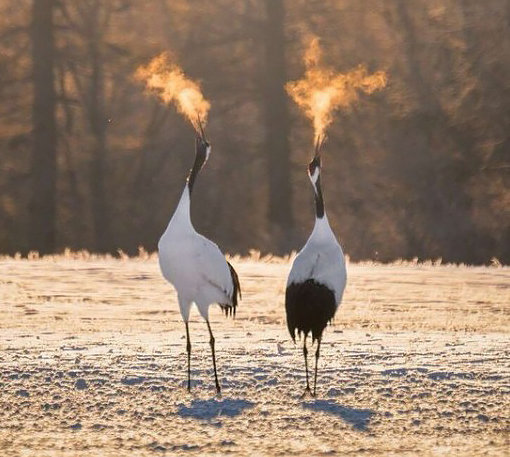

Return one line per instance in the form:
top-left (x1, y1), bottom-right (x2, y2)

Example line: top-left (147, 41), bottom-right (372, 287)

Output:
top-left (0, 255), bottom-right (508, 456)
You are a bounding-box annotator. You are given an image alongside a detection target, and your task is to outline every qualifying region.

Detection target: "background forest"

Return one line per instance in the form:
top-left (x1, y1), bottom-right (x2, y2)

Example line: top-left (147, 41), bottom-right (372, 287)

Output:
top-left (0, 0), bottom-right (508, 263)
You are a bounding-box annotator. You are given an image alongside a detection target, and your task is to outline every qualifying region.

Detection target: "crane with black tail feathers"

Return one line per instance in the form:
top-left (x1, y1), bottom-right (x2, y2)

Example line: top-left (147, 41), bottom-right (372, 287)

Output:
top-left (158, 131), bottom-right (241, 394)
top-left (285, 137), bottom-right (347, 397)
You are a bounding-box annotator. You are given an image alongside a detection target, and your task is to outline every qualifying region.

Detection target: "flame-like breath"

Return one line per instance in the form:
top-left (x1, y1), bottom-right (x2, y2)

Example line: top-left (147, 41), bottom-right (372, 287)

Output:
top-left (286, 37), bottom-right (387, 143)
top-left (136, 53), bottom-right (210, 134)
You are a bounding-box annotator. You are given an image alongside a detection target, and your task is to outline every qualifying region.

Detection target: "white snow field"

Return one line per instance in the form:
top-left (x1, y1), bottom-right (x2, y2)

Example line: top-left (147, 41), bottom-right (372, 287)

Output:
top-left (0, 253), bottom-right (508, 456)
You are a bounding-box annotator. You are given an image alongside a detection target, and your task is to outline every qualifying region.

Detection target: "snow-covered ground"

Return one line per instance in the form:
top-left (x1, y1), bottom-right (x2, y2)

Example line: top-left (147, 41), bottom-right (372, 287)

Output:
top-left (0, 254), bottom-right (508, 456)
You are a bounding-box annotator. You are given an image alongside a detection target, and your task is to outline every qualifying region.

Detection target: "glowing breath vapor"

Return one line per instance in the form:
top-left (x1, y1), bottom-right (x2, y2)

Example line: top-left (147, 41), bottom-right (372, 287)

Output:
top-left (136, 53), bottom-right (210, 135)
top-left (286, 37), bottom-right (388, 144)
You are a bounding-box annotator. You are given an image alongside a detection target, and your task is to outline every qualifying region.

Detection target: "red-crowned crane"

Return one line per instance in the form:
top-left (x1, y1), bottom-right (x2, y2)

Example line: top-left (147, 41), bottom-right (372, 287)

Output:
top-left (285, 139), bottom-right (347, 397)
top-left (158, 132), bottom-right (241, 394)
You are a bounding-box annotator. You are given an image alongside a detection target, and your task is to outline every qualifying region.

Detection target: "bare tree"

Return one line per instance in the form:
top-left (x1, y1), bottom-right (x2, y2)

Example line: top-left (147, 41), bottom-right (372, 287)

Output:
top-left (58, 1), bottom-right (115, 251)
top-left (85, 2), bottom-right (112, 252)
top-left (29, 0), bottom-right (57, 253)
top-left (263, 0), bottom-right (294, 253)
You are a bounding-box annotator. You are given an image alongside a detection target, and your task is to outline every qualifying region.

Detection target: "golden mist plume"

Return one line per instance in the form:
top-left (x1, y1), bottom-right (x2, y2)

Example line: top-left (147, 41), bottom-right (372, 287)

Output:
top-left (286, 37), bottom-right (387, 144)
top-left (136, 52), bottom-right (210, 136)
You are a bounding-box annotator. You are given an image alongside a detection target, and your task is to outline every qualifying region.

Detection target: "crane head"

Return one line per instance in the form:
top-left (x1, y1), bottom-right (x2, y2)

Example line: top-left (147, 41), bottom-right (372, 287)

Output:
top-left (195, 135), bottom-right (211, 165)
top-left (308, 153), bottom-right (321, 184)
top-left (194, 113), bottom-right (211, 164)
top-left (308, 134), bottom-right (325, 184)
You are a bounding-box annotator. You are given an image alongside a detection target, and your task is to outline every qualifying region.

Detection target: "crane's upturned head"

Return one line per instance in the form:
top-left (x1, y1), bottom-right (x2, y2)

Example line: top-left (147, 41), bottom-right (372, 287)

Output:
top-left (308, 154), bottom-right (321, 185)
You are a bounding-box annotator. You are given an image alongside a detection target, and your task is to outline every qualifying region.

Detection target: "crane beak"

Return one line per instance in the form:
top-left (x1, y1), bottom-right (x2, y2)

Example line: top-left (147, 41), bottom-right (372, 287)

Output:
top-left (196, 114), bottom-right (207, 142)
top-left (314, 134), bottom-right (326, 159)
top-left (308, 136), bottom-right (324, 177)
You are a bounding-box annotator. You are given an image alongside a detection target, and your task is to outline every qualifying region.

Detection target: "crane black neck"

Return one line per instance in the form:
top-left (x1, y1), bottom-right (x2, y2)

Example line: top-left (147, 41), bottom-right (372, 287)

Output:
top-left (309, 153), bottom-right (325, 219)
top-left (314, 176), bottom-right (325, 219)
top-left (188, 138), bottom-right (209, 194)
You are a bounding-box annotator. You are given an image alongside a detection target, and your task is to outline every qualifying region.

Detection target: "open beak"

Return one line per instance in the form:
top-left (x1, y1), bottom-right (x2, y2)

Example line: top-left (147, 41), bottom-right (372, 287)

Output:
top-left (314, 134), bottom-right (326, 159)
top-left (196, 114), bottom-right (207, 142)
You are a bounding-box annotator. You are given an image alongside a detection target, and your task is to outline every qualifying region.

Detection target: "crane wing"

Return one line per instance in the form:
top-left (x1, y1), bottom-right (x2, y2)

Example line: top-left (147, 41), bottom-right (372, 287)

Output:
top-left (288, 245), bottom-right (346, 304)
top-left (287, 250), bottom-right (320, 286)
top-left (194, 235), bottom-right (236, 308)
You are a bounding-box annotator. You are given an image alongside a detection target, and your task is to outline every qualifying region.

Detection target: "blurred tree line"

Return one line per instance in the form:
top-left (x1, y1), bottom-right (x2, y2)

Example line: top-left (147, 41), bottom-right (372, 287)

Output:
top-left (0, 0), bottom-right (508, 263)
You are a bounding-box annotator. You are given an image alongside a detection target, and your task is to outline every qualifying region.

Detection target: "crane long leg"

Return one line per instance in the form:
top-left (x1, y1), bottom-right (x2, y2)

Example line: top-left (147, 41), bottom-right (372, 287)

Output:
top-left (301, 334), bottom-right (311, 398)
top-left (313, 337), bottom-right (322, 397)
top-left (185, 322), bottom-right (191, 392)
top-left (206, 320), bottom-right (221, 394)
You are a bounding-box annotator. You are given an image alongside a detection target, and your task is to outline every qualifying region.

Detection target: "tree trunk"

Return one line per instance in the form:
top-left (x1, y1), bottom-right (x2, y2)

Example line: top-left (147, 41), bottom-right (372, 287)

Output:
top-left (30, 0), bottom-right (57, 254)
top-left (87, 3), bottom-right (112, 252)
top-left (263, 0), bottom-right (294, 253)
top-left (392, 0), bottom-right (478, 262)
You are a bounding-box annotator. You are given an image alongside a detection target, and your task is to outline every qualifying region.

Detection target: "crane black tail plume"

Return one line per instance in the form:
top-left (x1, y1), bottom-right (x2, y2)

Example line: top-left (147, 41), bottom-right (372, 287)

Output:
top-left (221, 261), bottom-right (241, 319)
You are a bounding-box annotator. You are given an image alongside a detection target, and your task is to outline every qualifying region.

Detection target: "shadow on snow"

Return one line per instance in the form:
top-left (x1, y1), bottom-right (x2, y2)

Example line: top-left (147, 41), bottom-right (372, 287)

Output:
top-left (302, 399), bottom-right (374, 431)
top-left (177, 398), bottom-right (255, 422)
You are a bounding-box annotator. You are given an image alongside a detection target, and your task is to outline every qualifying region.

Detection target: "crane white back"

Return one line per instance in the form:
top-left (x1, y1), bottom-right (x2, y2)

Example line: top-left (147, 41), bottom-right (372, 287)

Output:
top-left (158, 136), bottom-right (241, 394)
top-left (285, 150), bottom-right (347, 397)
